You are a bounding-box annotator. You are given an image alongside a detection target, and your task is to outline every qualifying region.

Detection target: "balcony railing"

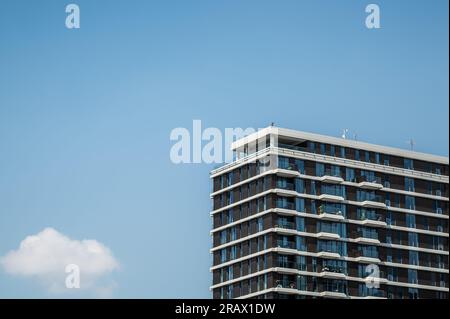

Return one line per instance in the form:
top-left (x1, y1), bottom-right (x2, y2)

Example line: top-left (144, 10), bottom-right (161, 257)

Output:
top-left (275, 279), bottom-right (296, 289)
top-left (356, 175), bottom-right (382, 184)
top-left (276, 220), bottom-right (296, 230)
top-left (276, 181), bottom-right (295, 191)
top-left (277, 240), bottom-right (296, 249)
top-left (357, 211), bottom-right (383, 222)
top-left (319, 205), bottom-right (344, 215)
top-left (277, 260), bottom-right (297, 269)
top-left (321, 265), bottom-right (347, 274)
top-left (318, 168), bottom-right (342, 178)
top-left (276, 200), bottom-right (295, 210)
top-left (357, 231), bottom-right (379, 240)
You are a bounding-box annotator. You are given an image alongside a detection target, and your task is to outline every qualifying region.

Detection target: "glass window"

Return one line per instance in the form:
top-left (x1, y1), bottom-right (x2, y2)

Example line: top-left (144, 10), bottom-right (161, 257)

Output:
top-left (408, 269), bottom-right (418, 284)
top-left (309, 141), bottom-right (316, 153)
top-left (384, 155), bottom-right (390, 166)
top-left (404, 158), bottom-right (414, 170)
top-left (375, 153), bottom-right (380, 164)
top-left (365, 151), bottom-right (370, 163)
top-left (296, 198), bottom-right (305, 212)
top-left (320, 143), bottom-right (326, 155)
top-left (340, 147), bottom-right (346, 158)
top-left (316, 163), bottom-right (325, 177)
top-left (405, 177), bottom-right (415, 192)
top-left (405, 196), bottom-right (416, 210)
top-left (345, 167), bottom-right (355, 182)
top-left (355, 150), bottom-right (360, 161)
top-left (409, 251), bottom-right (419, 266)
top-left (295, 159), bottom-right (305, 174)
top-left (330, 145), bottom-right (336, 157)
top-left (406, 214), bottom-right (416, 228)
top-left (408, 232), bottom-right (418, 247)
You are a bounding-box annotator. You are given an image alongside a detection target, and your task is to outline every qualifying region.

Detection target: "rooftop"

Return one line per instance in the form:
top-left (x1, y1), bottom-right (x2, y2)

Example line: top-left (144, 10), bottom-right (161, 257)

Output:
top-left (231, 126), bottom-right (449, 165)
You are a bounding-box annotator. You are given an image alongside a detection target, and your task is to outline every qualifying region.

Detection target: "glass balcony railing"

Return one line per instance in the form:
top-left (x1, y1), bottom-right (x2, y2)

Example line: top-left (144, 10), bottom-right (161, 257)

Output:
top-left (318, 169), bottom-right (342, 178)
top-left (358, 195), bottom-right (384, 203)
top-left (320, 266), bottom-right (347, 275)
top-left (277, 260), bottom-right (297, 269)
top-left (276, 200), bottom-right (295, 210)
top-left (276, 220), bottom-right (296, 230)
top-left (277, 240), bottom-right (296, 249)
top-left (357, 231), bottom-right (379, 240)
top-left (357, 210), bottom-right (383, 222)
top-left (356, 175), bottom-right (382, 184)
top-left (278, 161), bottom-right (298, 171)
top-left (318, 205), bottom-right (344, 215)
top-left (276, 181), bottom-right (295, 191)
top-left (275, 279), bottom-right (296, 289)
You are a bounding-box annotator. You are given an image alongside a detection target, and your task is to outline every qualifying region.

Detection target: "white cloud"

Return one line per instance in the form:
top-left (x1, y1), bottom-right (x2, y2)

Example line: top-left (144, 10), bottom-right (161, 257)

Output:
top-left (0, 227), bottom-right (119, 297)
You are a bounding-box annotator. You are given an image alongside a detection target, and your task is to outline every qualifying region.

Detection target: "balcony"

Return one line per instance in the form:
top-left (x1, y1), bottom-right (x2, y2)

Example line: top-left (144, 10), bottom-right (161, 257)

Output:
top-left (275, 220), bottom-right (296, 230)
top-left (274, 279), bottom-right (296, 291)
top-left (317, 251), bottom-right (341, 259)
top-left (317, 232), bottom-right (340, 240)
top-left (277, 260), bottom-right (298, 270)
top-left (319, 266), bottom-right (347, 279)
top-left (277, 162), bottom-right (300, 178)
top-left (319, 169), bottom-right (344, 184)
top-left (319, 291), bottom-right (348, 299)
top-left (277, 240), bottom-right (296, 250)
top-left (318, 194), bottom-right (345, 203)
top-left (360, 196), bottom-right (386, 209)
top-left (276, 181), bottom-right (295, 191)
top-left (276, 200), bottom-right (296, 210)
top-left (354, 256), bottom-right (381, 263)
top-left (356, 176), bottom-right (383, 190)
top-left (354, 236), bottom-right (381, 245)
top-left (318, 205), bottom-right (345, 221)
top-left (357, 213), bottom-right (387, 228)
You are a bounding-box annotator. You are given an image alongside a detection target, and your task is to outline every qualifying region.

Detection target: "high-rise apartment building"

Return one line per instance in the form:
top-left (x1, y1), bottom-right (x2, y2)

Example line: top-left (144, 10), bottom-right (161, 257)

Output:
top-left (210, 127), bottom-right (449, 299)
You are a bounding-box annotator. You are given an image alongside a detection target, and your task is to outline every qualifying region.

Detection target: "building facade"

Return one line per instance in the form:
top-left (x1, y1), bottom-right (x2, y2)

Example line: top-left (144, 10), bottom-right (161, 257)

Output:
top-left (210, 127), bottom-right (449, 299)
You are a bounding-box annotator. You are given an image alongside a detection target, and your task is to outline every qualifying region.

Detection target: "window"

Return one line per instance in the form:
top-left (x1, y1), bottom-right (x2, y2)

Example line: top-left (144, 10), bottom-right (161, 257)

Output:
top-left (355, 150), bottom-right (360, 161)
top-left (405, 177), bottom-right (415, 192)
top-left (365, 151), bottom-right (370, 163)
top-left (296, 217), bottom-right (305, 232)
top-left (409, 251), bottom-right (419, 266)
top-left (404, 158), bottom-right (414, 170)
top-left (345, 168), bottom-right (355, 182)
top-left (330, 145), bottom-right (336, 157)
top-left (221, 249), bottom-right (227, 263)
top-left (320, 143), bottom-right (326, 155)
top-left (309, 141), bottom-right (316, 153)
top-left (375, 153), bottom-right (380, 164)
top-left (406, 214), bottom-right (416, 228)
top-left (408, 232), bottom-right (418, 247)
top-left (340, 147), bottom-right (346, 158)
top-left (384, 155), bottom-right (390, 166)
top-left (295, 159), bottom-right (305, 174)
top-left (316, 163), bottom-right (325, 177)
top-left (408, 269), bottom-right (418, 284)
top-left (296, 198), bottom-right (305, 212)
top-left (295, 178), bottom-right (305, 193)
top-left (220, 230), bottom-right (227, 244)
top-left (405, 196), bottom-right (415, 210)
top-left (296, 236), bottom-right (307, 251)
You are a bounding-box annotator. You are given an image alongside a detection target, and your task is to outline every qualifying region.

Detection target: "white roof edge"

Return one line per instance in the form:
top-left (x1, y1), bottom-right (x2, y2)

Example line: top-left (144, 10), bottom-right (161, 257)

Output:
top-left (231, 126), bottom-right (449, 165)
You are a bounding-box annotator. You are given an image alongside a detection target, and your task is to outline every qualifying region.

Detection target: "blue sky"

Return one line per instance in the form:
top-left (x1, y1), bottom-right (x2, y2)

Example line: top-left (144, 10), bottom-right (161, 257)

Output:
top-left (0, 0), bottom-right (448, 298)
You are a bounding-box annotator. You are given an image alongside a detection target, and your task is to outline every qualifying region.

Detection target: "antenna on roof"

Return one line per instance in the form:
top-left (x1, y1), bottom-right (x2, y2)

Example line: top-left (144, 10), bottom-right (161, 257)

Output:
top-left (270, 122), bottom-right (275, 127)
top-left (407, 138), bottom-right (415, 151)
top-left (341, 129), bottom-right (349, 139)
top-left (353, 132), bottom-right (358, 141)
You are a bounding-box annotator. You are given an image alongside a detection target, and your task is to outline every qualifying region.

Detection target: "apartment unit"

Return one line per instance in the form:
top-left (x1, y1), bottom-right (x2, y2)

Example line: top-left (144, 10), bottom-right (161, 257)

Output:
top-left (210, 126), bottom-right (449, 299)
